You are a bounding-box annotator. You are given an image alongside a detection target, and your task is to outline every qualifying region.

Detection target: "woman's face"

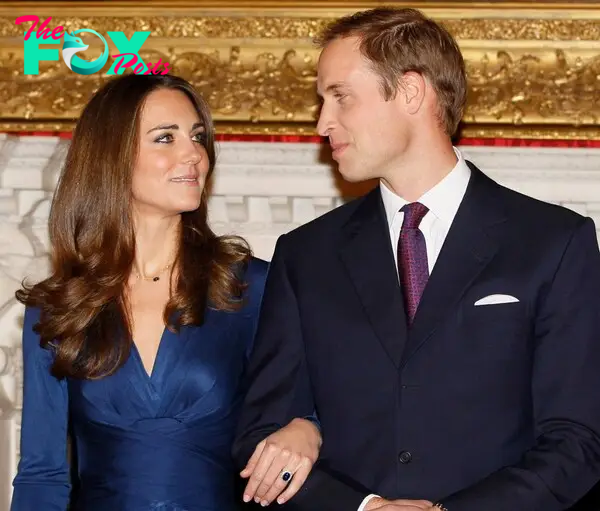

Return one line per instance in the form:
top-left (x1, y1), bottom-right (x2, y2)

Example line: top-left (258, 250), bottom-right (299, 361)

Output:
top-left (131, 88), bottom-right (210, 219)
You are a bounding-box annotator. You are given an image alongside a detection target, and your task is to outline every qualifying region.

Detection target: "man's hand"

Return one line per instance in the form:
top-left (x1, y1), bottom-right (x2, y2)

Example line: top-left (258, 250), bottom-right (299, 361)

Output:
top-left (365, 497), bottom-right (434, 510)
top-left (241, 418), bottom-right (322, 506)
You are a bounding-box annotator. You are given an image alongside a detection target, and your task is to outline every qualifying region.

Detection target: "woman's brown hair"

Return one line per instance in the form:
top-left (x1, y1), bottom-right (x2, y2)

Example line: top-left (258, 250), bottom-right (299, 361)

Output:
top-left (16, 73), bottom-right (251, 380)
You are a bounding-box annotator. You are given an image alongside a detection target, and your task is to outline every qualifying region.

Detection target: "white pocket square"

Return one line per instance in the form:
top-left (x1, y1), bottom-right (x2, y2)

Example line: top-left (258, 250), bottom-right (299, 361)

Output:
top-left (474, 294), bottom-right (519, 306)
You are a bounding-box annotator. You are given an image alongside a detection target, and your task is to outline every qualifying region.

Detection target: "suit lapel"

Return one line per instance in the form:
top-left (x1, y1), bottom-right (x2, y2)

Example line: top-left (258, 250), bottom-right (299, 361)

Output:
top-left (339, 188), bottom-right (408, 367)
top-left (401, 164), bottom-right (508, 366)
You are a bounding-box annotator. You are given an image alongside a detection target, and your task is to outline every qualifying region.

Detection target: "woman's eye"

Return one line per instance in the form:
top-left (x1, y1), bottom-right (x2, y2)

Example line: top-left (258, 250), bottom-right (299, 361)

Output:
top-left (155, 133), bottom-right (173, 143)
top-left (192, 132), bottom-right (207, 144)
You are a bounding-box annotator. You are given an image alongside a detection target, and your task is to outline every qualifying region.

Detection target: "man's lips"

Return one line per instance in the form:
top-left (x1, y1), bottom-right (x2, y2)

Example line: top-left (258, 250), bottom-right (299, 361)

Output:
top-left (330, 143), bottom-right (348, 158)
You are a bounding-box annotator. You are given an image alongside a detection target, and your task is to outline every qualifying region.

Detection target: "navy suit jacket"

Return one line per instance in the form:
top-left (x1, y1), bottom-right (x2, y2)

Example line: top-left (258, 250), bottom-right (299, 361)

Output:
top-left (234, 164), bottom-right (600, 511)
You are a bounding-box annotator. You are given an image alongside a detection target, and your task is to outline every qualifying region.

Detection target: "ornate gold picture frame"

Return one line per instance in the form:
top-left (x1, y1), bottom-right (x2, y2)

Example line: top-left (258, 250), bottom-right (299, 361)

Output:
top-left (1, 1), bottom-right (599, 139)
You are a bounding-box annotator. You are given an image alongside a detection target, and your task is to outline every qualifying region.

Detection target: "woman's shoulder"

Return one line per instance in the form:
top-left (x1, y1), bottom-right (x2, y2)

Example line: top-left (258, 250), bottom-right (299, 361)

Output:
top-left (239, 256), bottom-right (269, 310)
top-left (20, 306), bottom-right (54, 358)
top-left (22, 305), bottom-right (41, 331)
top-left (245, 256), bottom-right (269, 282)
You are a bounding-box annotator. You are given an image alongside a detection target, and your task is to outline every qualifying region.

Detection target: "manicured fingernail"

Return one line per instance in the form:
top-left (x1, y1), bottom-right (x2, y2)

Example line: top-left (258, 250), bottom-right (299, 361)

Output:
top-left (261, 501), bottom-right (268, 507)
top-left (277, 498), bottom-right (285, 505)
top-left (243, 494), bottom-right (250, 502)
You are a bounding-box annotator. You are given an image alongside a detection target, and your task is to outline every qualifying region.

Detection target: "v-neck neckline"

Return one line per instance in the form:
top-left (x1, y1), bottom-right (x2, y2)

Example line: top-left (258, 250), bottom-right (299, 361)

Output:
top-left (131, 325), bottom-right (168, 383)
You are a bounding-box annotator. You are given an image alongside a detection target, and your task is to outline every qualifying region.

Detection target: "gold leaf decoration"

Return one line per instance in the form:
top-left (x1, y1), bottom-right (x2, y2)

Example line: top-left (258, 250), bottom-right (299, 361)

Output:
top-left (1, 3), bottom-right (599, 139)
top-left (3, 16), bottom-right (600, 41)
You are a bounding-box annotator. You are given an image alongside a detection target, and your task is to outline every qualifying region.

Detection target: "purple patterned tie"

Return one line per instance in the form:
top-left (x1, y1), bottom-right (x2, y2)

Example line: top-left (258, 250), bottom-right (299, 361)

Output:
top-left (398, 202), bottom-right (429, 324)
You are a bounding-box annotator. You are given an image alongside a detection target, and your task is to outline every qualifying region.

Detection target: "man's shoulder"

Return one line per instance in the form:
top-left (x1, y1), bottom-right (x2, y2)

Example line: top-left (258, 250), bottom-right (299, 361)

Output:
top-left (472, 164), bottom-right (587, 234)
top-left (282, 192), bottom-right (371, 245)
top-left (491, 177), bottom-right (586, 232)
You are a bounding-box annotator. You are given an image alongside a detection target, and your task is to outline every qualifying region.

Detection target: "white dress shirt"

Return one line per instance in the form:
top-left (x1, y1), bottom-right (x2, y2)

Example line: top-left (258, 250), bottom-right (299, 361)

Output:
top-left (357, 147), bottom-right (471, 511)
top-left (381, 147), bottom-right (471, 274)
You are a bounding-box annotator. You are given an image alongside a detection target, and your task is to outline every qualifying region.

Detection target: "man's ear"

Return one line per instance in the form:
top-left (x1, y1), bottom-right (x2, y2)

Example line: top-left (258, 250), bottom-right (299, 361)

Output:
top-left (398, 71), bottom-right (426, 115)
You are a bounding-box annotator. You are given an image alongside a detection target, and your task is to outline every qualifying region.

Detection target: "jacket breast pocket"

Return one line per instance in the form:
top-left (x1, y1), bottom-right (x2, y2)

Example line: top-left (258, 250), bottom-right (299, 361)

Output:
top-left (456, 298), bottom-right (532, 367)
top-left (461, 300), bottom-right (528, 329)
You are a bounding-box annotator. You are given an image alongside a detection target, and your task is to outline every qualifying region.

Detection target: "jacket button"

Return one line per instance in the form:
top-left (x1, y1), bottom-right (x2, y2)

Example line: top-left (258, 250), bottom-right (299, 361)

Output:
top-left (398, 451), bottom-right (412, 464)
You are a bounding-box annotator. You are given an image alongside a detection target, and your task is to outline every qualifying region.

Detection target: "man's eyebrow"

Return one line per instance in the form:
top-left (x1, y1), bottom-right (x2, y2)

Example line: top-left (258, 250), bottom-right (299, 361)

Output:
top-left (317, 82), bottom-right (347, 97)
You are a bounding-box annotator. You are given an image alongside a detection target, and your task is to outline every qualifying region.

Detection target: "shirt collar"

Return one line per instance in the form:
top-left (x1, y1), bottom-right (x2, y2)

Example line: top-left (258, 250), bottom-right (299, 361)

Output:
top-left (380, 147), bottom-right (471, 227)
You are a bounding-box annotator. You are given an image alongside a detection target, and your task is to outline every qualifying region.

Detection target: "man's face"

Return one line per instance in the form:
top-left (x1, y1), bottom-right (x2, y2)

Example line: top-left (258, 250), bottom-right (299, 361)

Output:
top-left (317, 36), bottom-right (411, 183)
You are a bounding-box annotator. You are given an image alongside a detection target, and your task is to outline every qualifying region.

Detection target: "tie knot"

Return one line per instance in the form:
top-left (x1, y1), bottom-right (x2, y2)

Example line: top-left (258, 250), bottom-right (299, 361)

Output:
top-left (401, 202), bottom-right (429, 229)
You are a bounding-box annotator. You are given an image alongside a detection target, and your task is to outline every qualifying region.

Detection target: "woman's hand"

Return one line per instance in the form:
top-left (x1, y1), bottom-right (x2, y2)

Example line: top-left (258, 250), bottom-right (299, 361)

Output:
top-left (240, 417), bottom-right (322, 506)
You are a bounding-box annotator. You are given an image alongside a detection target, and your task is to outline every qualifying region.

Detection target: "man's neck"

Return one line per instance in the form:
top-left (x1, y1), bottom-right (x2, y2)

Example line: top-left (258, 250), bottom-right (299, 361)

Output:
top-left (380, 141), bottom-right (458, 202)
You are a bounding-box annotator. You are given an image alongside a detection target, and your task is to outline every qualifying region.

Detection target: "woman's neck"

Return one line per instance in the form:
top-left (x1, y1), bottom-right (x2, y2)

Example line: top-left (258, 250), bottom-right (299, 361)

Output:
top-left (132, 214), bottom-right (181, 279)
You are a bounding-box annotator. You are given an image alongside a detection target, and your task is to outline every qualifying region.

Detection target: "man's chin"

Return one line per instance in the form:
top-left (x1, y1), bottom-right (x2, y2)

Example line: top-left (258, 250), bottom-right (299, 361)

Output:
top-left (337, 165), bottom-right (372, 183)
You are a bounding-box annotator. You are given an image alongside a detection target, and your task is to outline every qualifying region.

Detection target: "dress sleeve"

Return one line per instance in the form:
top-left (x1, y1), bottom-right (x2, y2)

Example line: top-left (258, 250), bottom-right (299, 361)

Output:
top-left (11, 306), bottom-right (70, 511)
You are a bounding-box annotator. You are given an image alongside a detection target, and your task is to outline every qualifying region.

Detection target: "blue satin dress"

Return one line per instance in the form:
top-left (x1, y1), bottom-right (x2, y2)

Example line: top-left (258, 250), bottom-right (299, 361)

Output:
top-left (11, 258), bottom-right (267, 511)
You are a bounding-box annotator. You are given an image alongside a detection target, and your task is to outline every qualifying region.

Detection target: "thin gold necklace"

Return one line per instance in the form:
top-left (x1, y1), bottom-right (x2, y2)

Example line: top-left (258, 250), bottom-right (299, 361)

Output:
top-left (133, 263), bottom-right (172, 283)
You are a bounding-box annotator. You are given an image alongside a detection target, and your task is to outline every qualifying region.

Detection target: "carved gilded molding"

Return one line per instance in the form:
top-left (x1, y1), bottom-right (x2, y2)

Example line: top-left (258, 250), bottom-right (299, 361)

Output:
top-left (1, 1), bottom-right (599, 139)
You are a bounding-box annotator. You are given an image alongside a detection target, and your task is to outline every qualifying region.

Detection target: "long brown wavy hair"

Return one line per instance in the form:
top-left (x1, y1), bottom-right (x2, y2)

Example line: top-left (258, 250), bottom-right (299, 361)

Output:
top-left (16, 74), bottom-right (252, 380)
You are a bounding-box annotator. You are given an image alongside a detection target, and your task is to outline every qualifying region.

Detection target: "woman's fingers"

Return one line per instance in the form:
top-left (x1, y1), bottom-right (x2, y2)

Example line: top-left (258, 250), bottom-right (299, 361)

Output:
top-left (273, 456), bottom-right (313, 505)
top-left (240, 440), bottom-right (265, 479)
top-left (242, 441), bottom-right (278, 502)
top-left (252, 448), bottom-right (294, 504)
